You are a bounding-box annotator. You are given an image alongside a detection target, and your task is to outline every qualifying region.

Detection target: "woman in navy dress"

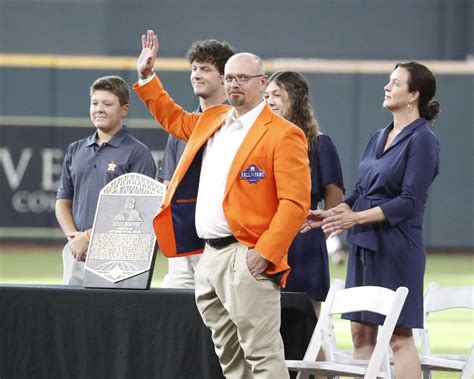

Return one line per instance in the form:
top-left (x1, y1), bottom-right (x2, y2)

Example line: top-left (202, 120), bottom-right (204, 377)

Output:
top-left (265, 71), bottom-right (345, 317)
top-left (304, 62), bottom-right (440, 378)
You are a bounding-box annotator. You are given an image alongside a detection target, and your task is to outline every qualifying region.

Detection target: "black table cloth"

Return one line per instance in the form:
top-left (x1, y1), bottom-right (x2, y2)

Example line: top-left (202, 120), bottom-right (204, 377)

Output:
top-left (0, 285), bottom-right (316, 379)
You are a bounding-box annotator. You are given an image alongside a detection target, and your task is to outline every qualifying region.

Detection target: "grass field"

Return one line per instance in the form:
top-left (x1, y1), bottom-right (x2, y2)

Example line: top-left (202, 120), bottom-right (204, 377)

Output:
top-left (0, 246), bottom-right (473, 378)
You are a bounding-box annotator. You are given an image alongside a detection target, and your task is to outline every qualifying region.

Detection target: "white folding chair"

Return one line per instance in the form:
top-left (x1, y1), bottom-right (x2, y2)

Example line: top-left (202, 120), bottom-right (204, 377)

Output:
top-left (286, 279), bottom-right (409, 379)
top-left (419, 282), bottom-right (474, 379)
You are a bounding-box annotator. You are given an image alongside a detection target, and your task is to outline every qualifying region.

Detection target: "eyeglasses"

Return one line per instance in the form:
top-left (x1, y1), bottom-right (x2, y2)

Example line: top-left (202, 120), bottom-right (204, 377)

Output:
top-left (222, 74), bottom-right (264, 85)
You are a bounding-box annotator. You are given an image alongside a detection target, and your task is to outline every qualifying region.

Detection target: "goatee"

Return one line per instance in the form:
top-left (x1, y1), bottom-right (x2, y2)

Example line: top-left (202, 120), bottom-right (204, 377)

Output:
top-left (228, 94), bottom-right (244, 107)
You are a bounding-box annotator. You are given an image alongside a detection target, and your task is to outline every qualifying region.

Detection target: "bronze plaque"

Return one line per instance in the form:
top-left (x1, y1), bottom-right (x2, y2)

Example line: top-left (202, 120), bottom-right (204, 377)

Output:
top-left (83, 173), bottom-right (166, 289)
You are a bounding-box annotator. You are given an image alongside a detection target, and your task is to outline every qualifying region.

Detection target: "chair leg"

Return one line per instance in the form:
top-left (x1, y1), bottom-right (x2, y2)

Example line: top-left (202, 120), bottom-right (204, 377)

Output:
top-left (422, 368), bottom-right (432, 379)
top-left (461, 345), bottom-right (474, 379)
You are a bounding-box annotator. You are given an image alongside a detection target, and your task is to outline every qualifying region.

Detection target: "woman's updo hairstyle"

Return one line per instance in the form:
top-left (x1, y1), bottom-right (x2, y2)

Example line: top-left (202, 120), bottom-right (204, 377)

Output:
top-left (395, 61), bottom-right (440, 122)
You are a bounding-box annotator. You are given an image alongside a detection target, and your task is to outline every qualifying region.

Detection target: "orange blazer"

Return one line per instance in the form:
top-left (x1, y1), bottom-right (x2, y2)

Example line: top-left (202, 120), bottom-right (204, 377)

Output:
top-left (134, 76), bottom-right (310, 285)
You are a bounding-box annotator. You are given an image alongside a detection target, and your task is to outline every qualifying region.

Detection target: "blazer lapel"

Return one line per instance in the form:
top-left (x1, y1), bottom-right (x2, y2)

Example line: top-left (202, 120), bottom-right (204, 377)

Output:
top-left (172, 113), bottom-right (227, 187)
top-left (224, 106), bottom-right (272, 196)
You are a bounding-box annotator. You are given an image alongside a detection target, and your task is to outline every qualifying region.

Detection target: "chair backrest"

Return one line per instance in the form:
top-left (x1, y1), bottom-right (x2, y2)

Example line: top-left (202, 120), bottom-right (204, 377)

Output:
top-left (302, 279), bottom-right (409, 378)
top-left (421, 282), bottom-right (474, 355)
top-left (424, 282), bottom-right (474, 314)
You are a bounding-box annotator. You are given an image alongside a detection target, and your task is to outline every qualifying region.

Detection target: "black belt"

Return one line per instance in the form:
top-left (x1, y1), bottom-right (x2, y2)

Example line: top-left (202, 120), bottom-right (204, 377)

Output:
top-left (204, 235), bottom-right (238, 249)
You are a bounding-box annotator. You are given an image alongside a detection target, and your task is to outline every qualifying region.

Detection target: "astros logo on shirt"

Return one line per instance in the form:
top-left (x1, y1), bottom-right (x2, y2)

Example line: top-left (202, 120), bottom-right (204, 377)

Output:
top-left (107, 162), bottom-right (117, 172)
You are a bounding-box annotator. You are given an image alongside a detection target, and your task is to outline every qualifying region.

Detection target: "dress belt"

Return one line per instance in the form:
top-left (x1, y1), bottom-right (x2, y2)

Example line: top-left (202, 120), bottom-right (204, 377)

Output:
top-left (204, 235), bottom-right (238, 249)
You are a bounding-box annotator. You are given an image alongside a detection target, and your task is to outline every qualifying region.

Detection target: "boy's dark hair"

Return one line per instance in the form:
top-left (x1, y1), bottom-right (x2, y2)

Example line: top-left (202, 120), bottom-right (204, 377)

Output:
top-left (186, 40), bottom-right (235, 75)
top-left (90, 75), bottom-right (130, 106)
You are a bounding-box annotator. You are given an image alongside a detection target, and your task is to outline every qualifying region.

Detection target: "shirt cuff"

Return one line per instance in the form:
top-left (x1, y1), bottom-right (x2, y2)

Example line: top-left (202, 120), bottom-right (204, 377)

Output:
top-left (138, 72), bottom-right (156, 86)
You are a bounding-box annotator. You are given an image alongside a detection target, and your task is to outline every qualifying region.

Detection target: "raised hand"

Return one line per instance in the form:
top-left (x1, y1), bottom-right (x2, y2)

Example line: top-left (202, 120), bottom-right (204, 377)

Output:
top-left (137, 30), bottom-right (159, 79)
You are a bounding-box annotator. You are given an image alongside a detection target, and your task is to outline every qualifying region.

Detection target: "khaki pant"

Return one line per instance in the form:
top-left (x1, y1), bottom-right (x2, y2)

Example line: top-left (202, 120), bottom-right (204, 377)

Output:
top-left (62, 242), bottom-right (85, 286)
top-left (195, 242), bottom-right (289, 379)
top-left (162, 255), bottom-right (201, 289)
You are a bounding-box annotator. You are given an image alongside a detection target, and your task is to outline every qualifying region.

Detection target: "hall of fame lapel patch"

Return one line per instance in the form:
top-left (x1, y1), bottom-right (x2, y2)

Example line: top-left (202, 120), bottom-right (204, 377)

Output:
top-left (240, 164), bottom-right (265, 184)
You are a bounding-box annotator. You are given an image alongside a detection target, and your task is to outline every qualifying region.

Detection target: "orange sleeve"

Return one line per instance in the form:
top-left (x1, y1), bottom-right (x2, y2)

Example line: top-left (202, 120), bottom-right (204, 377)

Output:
top-left (255, 126), bottom-right (311, 265)
top-left (133, 75), bottom-right (199, 141)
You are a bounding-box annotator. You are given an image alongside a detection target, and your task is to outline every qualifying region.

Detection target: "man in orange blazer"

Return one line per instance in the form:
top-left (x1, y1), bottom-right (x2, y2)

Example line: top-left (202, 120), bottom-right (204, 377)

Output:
top-left (135, 30), bottom-right (310, 379)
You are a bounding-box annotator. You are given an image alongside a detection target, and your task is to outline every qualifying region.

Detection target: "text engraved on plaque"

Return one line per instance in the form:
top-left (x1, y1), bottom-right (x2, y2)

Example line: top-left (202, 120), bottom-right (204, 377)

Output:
top-left (89, 233), bottom-right (153, 261)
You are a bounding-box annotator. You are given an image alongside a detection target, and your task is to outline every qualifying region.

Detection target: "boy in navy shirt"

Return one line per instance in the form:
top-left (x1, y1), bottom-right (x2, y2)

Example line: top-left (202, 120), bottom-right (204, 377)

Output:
top-left (56, 75), bottom-right (156, 285)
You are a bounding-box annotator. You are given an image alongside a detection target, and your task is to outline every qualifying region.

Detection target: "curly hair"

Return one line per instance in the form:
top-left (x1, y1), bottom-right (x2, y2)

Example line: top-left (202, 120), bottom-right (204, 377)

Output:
top-left (186, 40), bottom-right (236, 75)
top-left (90, 75), bottom-right (129, 106)
top-left (268, 71), bottom-right (320, 148)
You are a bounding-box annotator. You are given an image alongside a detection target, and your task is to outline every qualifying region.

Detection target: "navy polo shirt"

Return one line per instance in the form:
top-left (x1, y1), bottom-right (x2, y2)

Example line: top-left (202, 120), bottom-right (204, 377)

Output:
top-left (158, 134), bottom-right (187, 181)
top-left (57, 127), bottom-right (156, 231)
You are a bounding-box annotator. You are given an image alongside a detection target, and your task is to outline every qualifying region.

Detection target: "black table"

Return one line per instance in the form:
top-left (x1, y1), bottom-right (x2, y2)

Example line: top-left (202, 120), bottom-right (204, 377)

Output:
top-left (0, 285), bottom-right (316, 379)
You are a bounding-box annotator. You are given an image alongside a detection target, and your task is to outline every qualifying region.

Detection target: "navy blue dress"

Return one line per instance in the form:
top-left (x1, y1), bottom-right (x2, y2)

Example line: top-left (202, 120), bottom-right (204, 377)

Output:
top-left (283, 135), bottom-right (344, 301)
top-left (343, 118), bottom-right (440, 328)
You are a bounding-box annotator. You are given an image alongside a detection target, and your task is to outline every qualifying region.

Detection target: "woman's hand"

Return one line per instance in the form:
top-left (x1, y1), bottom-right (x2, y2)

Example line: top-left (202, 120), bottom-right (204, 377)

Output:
top-left (322, 206), bottom-right (360, 236)
top-left (300, 209), bottom-right (331, 233)
top-left (300, 203), bottom-right (349, 233)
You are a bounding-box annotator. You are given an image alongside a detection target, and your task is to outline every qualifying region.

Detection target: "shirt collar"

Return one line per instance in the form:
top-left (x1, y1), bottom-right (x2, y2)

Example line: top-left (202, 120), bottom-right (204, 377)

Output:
top-left (225, 100), bottom-right (266, 131)
top-left (375, 117), bottom-right (426, 157)
top-left (85, 133), bottom-right (97, 147)
top-left (385, 117), bottom-right (425, 138)
top-left (86, 126), bottom-right (129, 148)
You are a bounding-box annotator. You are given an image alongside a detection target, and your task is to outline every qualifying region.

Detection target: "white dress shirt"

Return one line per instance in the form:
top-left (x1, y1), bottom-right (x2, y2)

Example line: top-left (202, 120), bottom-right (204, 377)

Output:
top-left (195, 101), bottom-right (266, 239)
